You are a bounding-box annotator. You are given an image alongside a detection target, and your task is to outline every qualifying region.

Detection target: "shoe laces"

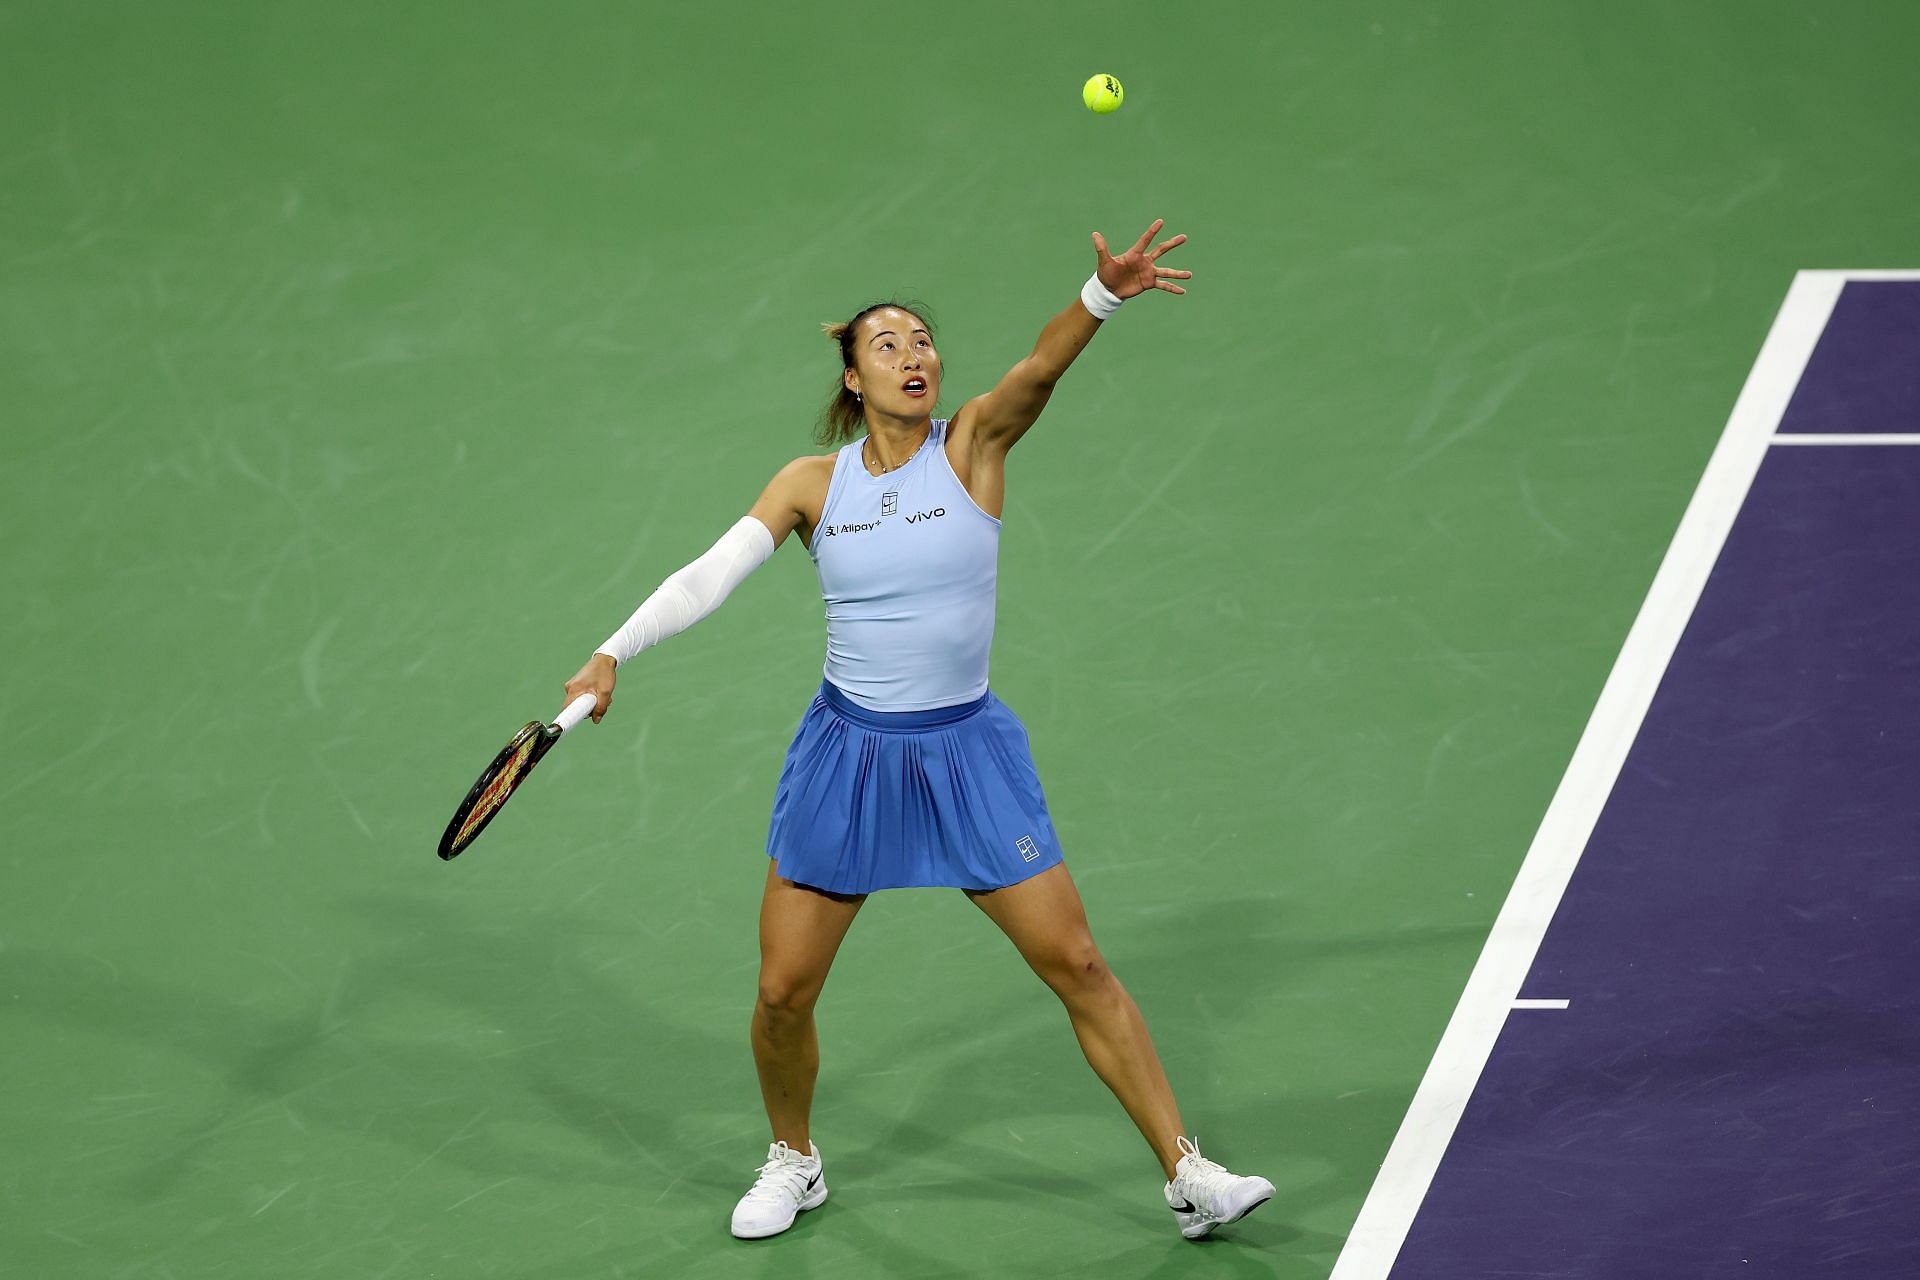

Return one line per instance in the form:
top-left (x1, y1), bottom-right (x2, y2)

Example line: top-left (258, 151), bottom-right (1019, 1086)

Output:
top-left (1173, 1136), bottom-right (1237, 1207)
top-left (743, 1141), bottom-right (814, 1205)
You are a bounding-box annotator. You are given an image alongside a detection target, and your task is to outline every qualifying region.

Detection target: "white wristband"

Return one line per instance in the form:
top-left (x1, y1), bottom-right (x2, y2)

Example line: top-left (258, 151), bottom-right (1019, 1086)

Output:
top-left (1080, 273), bottom-right (1124, 321)
top-left (595, 515), bottom-right (775, 666)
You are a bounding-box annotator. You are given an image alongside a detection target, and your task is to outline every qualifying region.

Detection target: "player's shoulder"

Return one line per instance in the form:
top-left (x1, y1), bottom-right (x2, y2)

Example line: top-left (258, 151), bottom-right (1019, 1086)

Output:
top-left (774, 451), bottom-right (838, 484)
top-left (767, 451), bottom-right (837, 506)
top-left (750, 451), bottom-right (840, 544)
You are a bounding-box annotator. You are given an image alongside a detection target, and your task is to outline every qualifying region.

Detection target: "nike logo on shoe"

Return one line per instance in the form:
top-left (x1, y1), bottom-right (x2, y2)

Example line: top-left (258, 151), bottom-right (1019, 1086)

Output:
top-left (1168, 1196), bottom-right (1200, 1214)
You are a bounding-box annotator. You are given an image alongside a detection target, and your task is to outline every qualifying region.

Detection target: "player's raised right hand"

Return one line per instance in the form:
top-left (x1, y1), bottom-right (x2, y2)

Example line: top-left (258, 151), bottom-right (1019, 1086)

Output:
top-left (563, 653), bottom-right (617, 724)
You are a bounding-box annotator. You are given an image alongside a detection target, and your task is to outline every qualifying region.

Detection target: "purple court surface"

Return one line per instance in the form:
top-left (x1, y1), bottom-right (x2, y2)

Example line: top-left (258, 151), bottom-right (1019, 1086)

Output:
top-left (1355, 278), bottom-right (1920, 1280)
top-left (1776, 282), bottom-right (1920, 435)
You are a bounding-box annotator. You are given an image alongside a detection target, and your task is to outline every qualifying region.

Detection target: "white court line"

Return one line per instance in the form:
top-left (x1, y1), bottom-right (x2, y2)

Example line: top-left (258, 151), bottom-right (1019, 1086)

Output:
top-left (1329, 270), bottom-right (1851, 1280)
top-left (1774, 434), bottom-right (1920, 445)
top-left (1510, 999), bottom-right (1570, 1010)
top-left (1797, 268), bottom-right (1920, 281)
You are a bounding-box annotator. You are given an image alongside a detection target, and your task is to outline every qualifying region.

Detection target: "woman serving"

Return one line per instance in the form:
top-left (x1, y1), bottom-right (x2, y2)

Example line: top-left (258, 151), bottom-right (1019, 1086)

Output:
top-left (563, 220), bottom-right (1272, 1242)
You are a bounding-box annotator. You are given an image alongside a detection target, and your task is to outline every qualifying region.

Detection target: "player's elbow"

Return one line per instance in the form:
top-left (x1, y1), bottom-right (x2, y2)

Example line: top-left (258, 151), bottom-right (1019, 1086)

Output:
top-left (1019, 351), bottom-right (1066, 391)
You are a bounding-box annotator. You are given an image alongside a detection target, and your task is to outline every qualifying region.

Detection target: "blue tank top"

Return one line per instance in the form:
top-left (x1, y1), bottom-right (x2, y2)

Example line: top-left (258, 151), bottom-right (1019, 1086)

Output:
top-left (809, 419), bottom-right (1001, 711)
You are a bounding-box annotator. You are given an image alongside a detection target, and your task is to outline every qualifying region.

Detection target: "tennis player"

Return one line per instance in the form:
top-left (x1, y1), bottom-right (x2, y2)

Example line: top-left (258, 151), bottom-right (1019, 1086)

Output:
top-left (563, 220), bottom-right (1273, 1242)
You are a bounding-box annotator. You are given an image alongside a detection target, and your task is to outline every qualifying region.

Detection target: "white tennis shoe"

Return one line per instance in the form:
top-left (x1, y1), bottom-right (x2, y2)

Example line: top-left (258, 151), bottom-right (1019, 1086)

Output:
top-left (1164, 1136), bottom-right (1274, 1239)
top-left (730, 1140), bottom-right (827, 1239)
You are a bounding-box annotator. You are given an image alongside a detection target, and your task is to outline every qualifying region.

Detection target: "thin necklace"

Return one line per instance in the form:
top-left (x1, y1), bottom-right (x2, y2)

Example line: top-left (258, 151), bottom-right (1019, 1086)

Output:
top-left (865, 434), bottom-right (924, 475)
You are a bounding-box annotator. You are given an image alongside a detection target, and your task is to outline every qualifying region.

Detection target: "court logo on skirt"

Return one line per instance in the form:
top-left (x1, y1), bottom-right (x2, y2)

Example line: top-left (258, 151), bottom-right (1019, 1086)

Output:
top-left (1017, 835), bottom-right (1040, 862)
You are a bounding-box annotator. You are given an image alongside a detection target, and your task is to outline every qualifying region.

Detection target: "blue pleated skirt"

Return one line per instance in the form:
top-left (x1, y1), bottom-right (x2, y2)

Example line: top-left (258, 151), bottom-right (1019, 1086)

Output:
top-left (765, 681), bottom-right (1065, 894)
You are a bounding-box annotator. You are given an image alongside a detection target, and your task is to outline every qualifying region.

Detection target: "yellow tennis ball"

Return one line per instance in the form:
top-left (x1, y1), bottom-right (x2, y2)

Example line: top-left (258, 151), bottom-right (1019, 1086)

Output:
top-left (1082, 73), bottom-right (1124, 114)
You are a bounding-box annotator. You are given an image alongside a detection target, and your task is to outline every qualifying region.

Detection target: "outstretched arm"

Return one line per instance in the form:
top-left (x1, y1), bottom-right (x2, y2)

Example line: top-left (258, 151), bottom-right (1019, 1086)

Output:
top-left (561, 456), bottom-right (828, 722)
top-left (962, 218), bottom-right (1191, 454)
top-left (592, 515), bottom-right (775, 667)
top-left (560, 513), bottom-right (776, 721)
top-left (561, 456), bottom-right (829, 721)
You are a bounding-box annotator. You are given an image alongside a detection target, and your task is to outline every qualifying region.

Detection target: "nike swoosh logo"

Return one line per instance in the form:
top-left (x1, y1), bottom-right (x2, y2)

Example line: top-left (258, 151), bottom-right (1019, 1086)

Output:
top-left (807, 1171), bottom-right (821, 1190)
top-left (1168, 1196), bottom-right (1199, 1213)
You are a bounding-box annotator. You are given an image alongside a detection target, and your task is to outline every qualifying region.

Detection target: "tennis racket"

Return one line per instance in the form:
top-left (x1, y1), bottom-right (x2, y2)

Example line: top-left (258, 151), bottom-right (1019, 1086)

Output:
top-left (437, 693), bottom-right (597, 860)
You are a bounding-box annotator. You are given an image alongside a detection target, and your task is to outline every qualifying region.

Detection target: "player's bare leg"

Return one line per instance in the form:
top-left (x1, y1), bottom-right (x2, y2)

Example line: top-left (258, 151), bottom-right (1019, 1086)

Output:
top-left (752, 862), bottom-right (865, 1152)
top-left (966, 863), bottom-right (1185, 1177)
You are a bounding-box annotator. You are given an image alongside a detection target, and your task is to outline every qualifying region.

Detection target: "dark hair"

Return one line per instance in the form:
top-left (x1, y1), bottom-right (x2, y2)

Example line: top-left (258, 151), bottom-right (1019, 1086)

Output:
top-left (816, 299), bottom-right (937, 447)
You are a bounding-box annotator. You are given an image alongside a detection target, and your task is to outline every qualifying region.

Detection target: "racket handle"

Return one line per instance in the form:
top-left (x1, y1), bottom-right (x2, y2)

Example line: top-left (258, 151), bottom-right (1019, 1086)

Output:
top-left (554, 693), bottom-right (598, 735)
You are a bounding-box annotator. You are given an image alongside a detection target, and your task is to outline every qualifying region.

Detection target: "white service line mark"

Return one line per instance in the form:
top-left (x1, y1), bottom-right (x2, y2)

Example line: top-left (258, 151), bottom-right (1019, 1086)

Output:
top-left (1773, 433), bottom-right (1920, 445)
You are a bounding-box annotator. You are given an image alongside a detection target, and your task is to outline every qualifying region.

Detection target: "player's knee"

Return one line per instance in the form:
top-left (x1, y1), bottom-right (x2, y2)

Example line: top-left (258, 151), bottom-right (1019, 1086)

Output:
top-left (756, 974), bottom-right (821, 1021)
top-left (1045, 942), bottom-right (1112, 999)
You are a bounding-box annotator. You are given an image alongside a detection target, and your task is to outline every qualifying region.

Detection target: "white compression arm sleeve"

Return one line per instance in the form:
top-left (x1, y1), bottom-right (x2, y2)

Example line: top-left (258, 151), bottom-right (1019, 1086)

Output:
top-left (594, 515), bottom-right (776, 666)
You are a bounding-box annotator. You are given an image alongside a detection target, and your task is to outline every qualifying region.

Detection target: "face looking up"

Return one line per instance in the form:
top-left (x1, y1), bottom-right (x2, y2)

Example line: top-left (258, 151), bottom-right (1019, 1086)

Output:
top-left (846, 307), bottom-right (940, 419)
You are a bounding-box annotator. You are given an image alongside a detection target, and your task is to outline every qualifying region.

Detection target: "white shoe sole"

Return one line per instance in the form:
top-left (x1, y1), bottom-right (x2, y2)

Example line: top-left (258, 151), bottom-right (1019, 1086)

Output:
top-left (1175, 1177), bottom-right (1275, 1240)
top-left (730, 1178), bottom-right (829, 1240)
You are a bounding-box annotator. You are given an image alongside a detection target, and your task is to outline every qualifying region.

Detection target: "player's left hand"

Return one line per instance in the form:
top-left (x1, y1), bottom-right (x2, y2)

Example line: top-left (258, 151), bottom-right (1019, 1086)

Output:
top-left (1092, 219), bottom-right (1191, 300)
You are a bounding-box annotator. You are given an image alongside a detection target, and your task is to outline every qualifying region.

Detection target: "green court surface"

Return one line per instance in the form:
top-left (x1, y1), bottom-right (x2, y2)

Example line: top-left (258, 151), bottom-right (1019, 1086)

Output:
top-left (4, 3), bottom-right (1916, 1276)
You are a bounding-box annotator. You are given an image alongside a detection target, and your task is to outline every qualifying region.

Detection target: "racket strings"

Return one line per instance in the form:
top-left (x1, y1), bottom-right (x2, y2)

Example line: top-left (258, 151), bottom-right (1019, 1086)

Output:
top-left (453, 735), bottom-right (540, 849)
